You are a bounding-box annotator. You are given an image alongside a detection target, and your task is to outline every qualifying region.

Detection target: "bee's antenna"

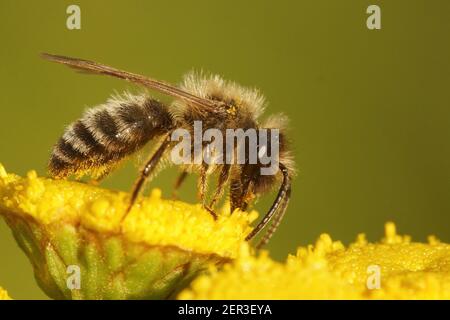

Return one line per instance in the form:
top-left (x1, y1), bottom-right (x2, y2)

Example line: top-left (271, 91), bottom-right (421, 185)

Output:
top-left (245, 163), bottom-right (291, 247)
top-left (256, 186), bottom-right (291, 249)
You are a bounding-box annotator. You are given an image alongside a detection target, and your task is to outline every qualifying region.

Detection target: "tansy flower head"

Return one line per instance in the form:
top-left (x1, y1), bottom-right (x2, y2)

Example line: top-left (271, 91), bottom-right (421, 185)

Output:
top-left (179, 223), bottom-right (450, 299)
top-left (0, 164), bottom-right (256, 299)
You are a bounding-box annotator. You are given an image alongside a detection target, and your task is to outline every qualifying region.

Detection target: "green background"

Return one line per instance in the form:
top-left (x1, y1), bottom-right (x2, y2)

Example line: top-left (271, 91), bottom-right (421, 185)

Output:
top-left (1, 1), bottom-right (449, 299)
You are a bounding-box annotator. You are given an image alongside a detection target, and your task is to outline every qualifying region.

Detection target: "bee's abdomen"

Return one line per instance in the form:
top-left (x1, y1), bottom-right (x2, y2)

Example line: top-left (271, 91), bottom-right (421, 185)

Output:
top-left (49, 94), bottom-right (173, 178)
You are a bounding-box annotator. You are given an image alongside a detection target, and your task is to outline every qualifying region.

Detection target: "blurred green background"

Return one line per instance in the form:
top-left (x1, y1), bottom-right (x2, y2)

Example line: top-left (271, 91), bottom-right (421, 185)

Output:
top-left (0, 0), bottom-right (449, 299)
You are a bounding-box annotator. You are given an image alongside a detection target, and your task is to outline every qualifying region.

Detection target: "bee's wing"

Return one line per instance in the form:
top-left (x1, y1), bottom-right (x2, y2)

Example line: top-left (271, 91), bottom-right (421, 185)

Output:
top-left (41, 53), bottom-right (215, 109)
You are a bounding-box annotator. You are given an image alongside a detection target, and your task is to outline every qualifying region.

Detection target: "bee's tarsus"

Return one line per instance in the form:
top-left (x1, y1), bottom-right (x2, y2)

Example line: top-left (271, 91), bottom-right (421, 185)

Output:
top-left (172, 171), bottom-right (189, 199)
top-left (203, 205), bottom-right (218, 220)
top-left (121, 202), bottom-right (134, 225)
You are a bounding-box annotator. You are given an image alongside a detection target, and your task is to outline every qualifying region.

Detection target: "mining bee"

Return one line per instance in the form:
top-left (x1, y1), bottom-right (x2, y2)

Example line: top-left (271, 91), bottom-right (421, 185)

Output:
top-left (43, 53), bottom-right (295, 248)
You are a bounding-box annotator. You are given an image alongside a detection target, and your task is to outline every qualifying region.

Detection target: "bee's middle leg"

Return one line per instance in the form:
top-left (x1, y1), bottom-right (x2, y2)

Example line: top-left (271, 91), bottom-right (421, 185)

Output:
top-left (208, 164), bottom-right (230, 210)
top-left (171, 170), bottom-right (188, 199)
top-left (198, 164), bottom-right (218, 220)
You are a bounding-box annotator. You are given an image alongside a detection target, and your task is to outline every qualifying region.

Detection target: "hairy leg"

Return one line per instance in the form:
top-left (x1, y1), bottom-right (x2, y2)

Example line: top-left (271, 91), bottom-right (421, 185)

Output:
top-left (229, 177), bottom-right (243, 215)
top-left (122, 135), bottom-right (171, 221)
top-left (171, 170), bottom-right (188, 199)
top-left (208, 164), bottom-right (230, 210)
top-left (198, 163), bottom-right (217, 219)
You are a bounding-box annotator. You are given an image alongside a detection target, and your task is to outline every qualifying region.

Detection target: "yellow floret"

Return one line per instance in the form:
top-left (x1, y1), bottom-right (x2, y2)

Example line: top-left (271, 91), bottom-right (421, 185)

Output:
top-left (0, 286), bottom-right (11, 300)
top-left (0, 163), bottom-right (255, 258)
top-left (179, 223), bottom-right (450, 299)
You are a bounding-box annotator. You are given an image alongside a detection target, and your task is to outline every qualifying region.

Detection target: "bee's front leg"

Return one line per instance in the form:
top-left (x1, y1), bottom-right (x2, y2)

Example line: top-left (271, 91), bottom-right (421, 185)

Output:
top-left (171, 170), bottom-right (188, 200)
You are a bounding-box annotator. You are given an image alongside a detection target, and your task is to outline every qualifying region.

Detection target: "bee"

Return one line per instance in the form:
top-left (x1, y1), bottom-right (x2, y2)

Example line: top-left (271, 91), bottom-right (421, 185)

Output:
top-left (42, 53), bottom-right (295, 248)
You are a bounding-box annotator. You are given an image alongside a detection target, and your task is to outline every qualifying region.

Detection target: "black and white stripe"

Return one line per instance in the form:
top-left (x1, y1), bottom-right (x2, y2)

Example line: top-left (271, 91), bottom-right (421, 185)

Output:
top-left (49, 93), bottom-right (173, 178)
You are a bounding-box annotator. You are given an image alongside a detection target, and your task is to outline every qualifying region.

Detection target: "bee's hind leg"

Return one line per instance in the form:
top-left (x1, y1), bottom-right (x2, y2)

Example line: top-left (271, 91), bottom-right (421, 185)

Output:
top-left (121, 136), bottom-right (171, 223)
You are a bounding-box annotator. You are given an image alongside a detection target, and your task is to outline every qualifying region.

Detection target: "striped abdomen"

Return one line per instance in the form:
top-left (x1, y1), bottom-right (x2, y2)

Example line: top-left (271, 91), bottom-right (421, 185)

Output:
top-left (49, 93), bottom-right (173, 179)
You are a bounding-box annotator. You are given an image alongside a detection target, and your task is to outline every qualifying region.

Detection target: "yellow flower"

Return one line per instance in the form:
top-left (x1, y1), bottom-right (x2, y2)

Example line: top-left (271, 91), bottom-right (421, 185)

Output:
top-left (179, 223), bottom-right (450, 299)
top-left (0, 164), bottom-right (255, 299)
top-left (0, 286), bottom-right (11, 300)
